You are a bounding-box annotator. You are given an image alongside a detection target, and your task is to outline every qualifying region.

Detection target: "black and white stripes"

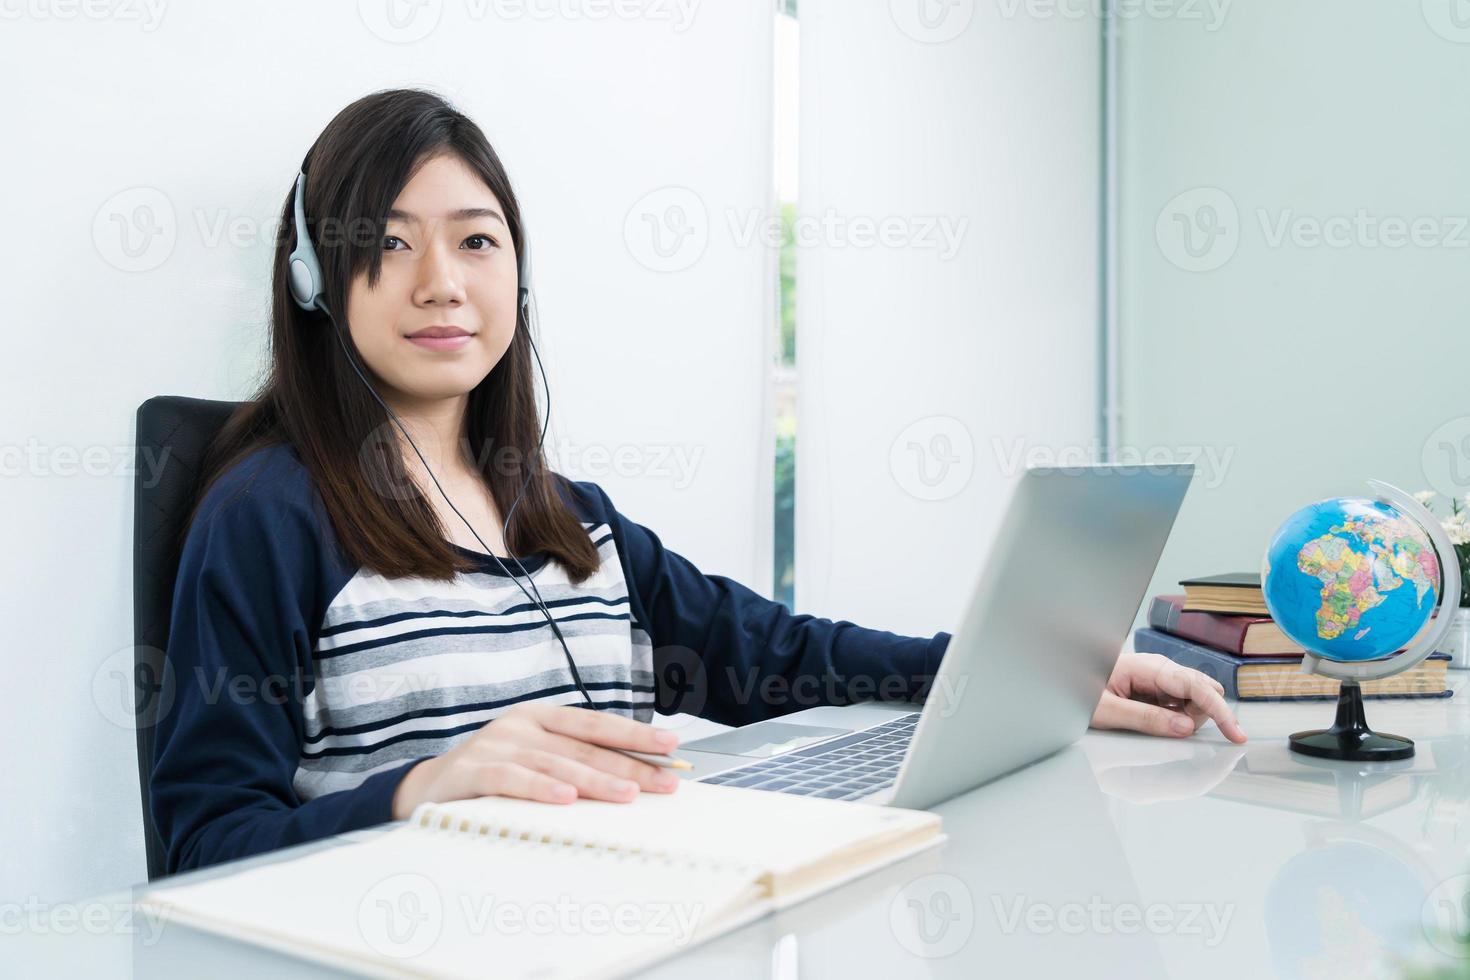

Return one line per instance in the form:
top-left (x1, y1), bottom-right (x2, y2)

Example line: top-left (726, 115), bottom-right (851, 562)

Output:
top-left (292, 523), bottom-right (656, 800)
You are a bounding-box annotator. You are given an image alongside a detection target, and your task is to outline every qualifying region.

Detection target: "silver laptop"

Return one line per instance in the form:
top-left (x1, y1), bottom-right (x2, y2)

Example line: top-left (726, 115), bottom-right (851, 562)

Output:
top-left (677, 463), bottom-right (1194, 809)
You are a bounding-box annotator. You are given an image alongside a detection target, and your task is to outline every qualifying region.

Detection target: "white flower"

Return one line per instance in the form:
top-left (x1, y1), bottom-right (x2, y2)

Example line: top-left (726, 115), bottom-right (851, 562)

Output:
top-left (1414, 490), bottom-right (1437, 507)
top-left (1446, 519), bottom-right (1470, 547)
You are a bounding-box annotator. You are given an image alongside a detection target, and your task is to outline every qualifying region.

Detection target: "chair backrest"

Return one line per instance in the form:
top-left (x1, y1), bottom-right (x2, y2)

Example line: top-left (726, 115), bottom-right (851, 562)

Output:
top-left (133, 395), bottom-right (243, 881)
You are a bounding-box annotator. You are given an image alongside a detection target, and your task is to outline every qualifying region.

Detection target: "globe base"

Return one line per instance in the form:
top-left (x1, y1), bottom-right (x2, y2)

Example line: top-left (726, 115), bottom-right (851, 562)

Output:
top-left (1288, 729), bottom-right (1414, 761)
top-left (1288, 680), bottom-right (1414, 762)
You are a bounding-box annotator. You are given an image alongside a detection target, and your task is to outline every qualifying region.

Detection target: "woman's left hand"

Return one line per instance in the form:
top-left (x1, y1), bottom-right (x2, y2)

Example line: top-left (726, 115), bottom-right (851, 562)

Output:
top-left (1089, 652), bottom-right (1248, 743)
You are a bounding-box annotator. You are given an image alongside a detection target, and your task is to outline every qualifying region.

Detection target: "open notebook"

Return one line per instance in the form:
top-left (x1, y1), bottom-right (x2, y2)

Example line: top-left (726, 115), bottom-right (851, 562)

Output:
top-left (138, 781), bottom-right (944, 980)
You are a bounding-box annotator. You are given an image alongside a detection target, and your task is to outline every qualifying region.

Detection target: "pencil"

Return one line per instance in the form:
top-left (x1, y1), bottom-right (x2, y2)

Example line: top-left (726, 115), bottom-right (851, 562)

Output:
top-left (612, 747), bottom-right (695, 770)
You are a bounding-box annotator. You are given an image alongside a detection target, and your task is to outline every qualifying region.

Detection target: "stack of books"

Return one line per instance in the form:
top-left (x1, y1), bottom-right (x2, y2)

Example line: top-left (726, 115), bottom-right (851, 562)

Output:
top-left (1134, 573), bottom-right (1452, 701)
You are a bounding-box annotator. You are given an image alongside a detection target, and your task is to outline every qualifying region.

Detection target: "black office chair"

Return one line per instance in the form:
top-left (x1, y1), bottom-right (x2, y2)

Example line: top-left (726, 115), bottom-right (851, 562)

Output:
top-left (132, 395), bottom-right (244, 881)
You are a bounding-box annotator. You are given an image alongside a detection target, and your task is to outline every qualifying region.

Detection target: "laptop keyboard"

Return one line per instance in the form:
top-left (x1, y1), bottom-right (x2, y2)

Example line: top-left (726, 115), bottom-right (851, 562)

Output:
top-left (698, 714), bottom-right (918, 801)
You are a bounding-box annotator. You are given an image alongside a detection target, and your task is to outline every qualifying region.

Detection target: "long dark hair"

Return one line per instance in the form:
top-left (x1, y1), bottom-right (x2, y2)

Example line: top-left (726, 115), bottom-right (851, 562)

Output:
top-left (187, 87), bottom-right (601, 584)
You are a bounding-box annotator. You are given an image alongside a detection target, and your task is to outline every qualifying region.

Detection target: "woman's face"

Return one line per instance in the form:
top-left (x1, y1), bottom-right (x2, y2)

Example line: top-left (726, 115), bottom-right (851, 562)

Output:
top-left (345, 151), bottom-right (519, 409)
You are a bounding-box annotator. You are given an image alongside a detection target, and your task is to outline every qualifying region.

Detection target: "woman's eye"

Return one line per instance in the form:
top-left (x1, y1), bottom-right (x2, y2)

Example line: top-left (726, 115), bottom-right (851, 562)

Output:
top-left (382, 234), bottom-right (496, 251)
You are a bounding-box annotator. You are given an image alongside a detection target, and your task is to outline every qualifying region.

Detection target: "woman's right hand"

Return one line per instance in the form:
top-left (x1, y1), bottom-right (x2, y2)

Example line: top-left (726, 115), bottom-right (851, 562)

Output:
top-left (390, 703), bottom-right (683, 819)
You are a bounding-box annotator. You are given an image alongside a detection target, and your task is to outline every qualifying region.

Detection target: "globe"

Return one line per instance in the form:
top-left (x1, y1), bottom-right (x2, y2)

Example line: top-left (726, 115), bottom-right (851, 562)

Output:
top-left (1261, 496), bottom-right (1441, 663)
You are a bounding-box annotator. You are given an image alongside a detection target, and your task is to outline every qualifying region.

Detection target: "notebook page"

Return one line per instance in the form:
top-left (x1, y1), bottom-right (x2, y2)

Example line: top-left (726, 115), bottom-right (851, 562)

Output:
top-left (415, 781), bottom-right (940, 878)
top-left (139, 824), bottom-right (763, 980)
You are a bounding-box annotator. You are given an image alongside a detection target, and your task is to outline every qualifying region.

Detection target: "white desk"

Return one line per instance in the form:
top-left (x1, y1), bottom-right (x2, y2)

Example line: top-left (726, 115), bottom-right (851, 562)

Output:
top-left (16, 679), bottom-right (1470, 979)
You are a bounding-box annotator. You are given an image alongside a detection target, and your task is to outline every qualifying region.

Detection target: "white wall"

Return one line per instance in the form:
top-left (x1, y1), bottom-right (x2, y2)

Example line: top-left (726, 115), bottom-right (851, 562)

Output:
top-left (1118, 0), bottom-right (1470, 623)
top-left (794, 2), bottom-right (1102, 636)
top-left (0, 1), bottom-right (773, 905)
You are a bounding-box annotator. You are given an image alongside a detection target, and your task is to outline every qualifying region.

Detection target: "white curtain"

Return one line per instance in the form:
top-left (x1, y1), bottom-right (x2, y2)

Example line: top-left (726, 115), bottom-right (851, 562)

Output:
top-left (795, 2), bottom-right (1103, 637)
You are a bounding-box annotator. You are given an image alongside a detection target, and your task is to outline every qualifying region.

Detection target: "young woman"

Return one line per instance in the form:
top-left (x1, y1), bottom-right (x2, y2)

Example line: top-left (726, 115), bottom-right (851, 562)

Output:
top-left (149, 88), bottom-right (1246, 876)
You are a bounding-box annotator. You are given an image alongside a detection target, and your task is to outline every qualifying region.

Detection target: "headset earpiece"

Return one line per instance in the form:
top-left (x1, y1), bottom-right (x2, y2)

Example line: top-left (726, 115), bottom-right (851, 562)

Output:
top-left (287, 170), bottom-right (325, 312)
top-left (516, 232), bottom-right (531, 316)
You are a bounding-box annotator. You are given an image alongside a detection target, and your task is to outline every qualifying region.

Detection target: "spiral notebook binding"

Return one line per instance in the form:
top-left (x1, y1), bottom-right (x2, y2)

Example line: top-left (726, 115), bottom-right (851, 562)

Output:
top-left (411, 803), bottom-right (750, 874)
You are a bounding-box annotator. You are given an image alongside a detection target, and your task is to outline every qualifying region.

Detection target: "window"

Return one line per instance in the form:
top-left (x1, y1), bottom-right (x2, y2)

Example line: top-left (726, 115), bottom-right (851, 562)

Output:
top-left (772, 0), bottom-right (798, 608)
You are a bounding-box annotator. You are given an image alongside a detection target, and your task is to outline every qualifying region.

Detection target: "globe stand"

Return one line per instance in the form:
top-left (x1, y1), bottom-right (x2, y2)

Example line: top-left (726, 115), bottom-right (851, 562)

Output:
top-left (1288, 679), bottom-right (1414, 762)
top-left (1266, 481), bottom-right (1459, 769)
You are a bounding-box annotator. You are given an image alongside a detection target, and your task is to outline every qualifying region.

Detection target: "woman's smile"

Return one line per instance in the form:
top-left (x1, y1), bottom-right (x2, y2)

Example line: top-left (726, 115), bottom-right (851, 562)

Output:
top-left (405, 324), bottom-right (475, 350)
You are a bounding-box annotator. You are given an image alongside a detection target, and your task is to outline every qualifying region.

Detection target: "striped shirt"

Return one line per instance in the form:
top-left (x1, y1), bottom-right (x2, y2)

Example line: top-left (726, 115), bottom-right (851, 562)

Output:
top-left (150, 442), bottom-right (949, 875)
